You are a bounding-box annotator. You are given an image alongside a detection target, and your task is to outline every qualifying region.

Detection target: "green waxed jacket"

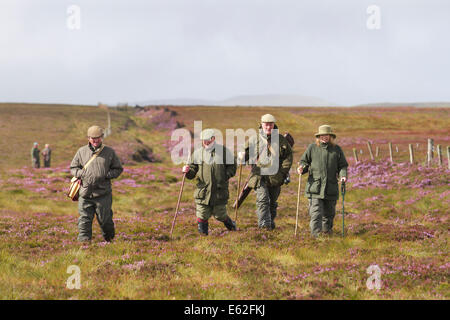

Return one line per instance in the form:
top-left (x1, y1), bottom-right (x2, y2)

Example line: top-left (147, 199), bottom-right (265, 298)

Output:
top-left (300, 142), bottom-right (348, 200)
top-left (186, 144), bottom-right (236, 206)
top-left (70, 143), bottom-right (123, 198)
top-left (31, 147), bottom-right (40, 161)
top-left (244, 128), bottom-right (293, 188)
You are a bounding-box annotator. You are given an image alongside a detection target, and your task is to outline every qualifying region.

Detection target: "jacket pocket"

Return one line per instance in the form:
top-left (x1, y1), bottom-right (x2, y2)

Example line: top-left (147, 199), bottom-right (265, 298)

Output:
top-left (194, 185), bottom-right (207, 200)
top-left (307, 177), bottom-right (321, 194)
top-left (268, 171), bottom-right (285, 187)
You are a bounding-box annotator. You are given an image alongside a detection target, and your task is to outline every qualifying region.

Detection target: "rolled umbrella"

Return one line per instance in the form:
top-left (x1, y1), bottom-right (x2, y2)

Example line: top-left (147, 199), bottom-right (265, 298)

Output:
top-left (341, 181), bottom-right (346, 237)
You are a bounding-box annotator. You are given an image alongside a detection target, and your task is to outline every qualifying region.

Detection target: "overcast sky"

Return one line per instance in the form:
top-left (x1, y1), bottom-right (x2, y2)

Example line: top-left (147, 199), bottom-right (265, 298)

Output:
top-left (0, 0), bottom-right (449, 106)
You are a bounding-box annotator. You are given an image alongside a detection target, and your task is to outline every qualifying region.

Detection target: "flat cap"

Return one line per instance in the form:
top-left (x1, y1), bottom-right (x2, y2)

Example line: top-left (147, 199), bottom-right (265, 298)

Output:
top-left (200, 128), bottom-right (215, 140)
top-left (87, 125), bottom-right (104, 138)
top-left (261, 114), bottom-right (276, 123)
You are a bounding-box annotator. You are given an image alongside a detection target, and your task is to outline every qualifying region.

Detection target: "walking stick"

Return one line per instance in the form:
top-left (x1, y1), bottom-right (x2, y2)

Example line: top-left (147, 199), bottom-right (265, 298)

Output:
top-left (341, 181), bottom-right (346, 238)
top-left (234, 162), bottom-right (243, 222)
top-left (170, 154), bottom-right (190, 239)
top-left (295, 165), bottom-right (302, 236)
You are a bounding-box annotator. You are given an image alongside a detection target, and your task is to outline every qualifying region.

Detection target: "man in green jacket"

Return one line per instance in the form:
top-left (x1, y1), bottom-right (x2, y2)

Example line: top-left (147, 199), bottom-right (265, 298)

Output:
top-left (31, 142), bottom-right (40, 168)
top-left (239, 114), bottom-right (293, 230)
top-left (70, 125), bottom-right (123, 242)
top-left (182, 129), bottom-right (237, 235)
top-left (297, 125), bottom-right (348, 237)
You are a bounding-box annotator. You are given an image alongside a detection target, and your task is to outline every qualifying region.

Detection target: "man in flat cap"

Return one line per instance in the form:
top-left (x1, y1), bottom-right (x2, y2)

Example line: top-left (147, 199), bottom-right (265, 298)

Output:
top-left (182, 128), bottom-right (237, 235)
top-left (297, 125), bottom-right (348, 237)
top-left (70, 125), bottom-right (123, 242)
top-left (238, 114), bottom-right (293, 230)
top-left (42, 144), bottom-right (52, 168)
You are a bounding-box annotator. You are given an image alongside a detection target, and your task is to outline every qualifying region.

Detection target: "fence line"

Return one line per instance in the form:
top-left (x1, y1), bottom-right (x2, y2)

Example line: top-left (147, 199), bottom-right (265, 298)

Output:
top-left (345, 139), bottom-right (448, 168)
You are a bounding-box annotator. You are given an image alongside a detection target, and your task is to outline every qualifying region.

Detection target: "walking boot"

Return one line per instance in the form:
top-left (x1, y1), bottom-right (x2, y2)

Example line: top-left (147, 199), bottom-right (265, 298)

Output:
top-left (223, 217), bottom-right (237, 231)
top-left (197, 218), bottom-right (208, 236)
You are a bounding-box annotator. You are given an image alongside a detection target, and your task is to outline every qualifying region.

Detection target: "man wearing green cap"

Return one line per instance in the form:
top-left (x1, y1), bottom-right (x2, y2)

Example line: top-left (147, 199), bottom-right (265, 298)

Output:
top-left (70, 125), bottom-right (123, 242)
top-left (182, 128), bottom-right (237, 235)
top-left (239, 114), bottom-right (293, 230)
top-left (297, 125), bottom-right (348, 237)
top-left (31, 142), bottom-right (40, 168)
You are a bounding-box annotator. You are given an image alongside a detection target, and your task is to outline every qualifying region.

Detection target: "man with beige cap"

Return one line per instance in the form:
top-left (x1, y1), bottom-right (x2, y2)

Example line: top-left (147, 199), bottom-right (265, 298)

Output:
top-left (70, 125), bottom-right (123, 242)
top-left (42, 144), bottom-right (52, 168)
top-left (297, 125), bottom-right (348, 237)
top-left (182, 128), bottom-right (237, 235)
top-left (239, 114), bottom-right (293, 230)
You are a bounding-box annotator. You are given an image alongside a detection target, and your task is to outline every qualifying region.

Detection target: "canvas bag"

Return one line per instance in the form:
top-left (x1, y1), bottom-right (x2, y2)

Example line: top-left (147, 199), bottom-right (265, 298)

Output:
top-left (67, 145), bottom-right (104, 201)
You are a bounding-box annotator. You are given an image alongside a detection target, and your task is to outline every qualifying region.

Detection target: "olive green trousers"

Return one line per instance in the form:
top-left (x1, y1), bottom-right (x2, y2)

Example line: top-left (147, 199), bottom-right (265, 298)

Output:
top-left (78, 193), bottom-right (115, 241)
top-left (308, 198), bottom-right (337, 237)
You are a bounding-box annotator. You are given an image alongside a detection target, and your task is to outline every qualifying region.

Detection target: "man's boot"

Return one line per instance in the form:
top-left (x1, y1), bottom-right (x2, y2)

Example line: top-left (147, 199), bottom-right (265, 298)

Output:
top-left (223, 217), bottom-right (236, 231)
top-left (197, 218), bottom-right (208, 236)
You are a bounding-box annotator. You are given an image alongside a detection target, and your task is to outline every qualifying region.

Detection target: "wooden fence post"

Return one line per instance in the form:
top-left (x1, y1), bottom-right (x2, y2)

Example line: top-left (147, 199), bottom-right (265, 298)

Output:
top-left (353, 148), bottom-right (359, 164)
top-left (447, 146), bottom-right (450, 170)
top-left (367, 141), bottom-right (374, 160)
top-left (409, 144), bottom-right (414, 164)
top-left (427, 139), bottom-right (434, 167)
top-left (437, 145), bottom-right (442, 167)
top-left (388, 142), bottom-right (393, 162)
top-left (375, 146), bottom-right (380, 158)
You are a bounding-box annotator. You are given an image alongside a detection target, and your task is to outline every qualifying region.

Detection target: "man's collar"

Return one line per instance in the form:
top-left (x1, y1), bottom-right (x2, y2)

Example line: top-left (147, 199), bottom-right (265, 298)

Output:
top-left (203, 142), bottom-right (216, 153)
top-left (259, 128), bottom-right (273, 140)
top-left (88, 143), bottom-right (103, 152)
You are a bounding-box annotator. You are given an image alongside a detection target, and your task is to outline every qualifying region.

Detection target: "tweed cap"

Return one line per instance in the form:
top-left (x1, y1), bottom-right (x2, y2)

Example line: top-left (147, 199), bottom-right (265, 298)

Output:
top-left (200, 128), bottom-right (215, 140)
top-left (261, 114), bottom-right (276, 123)
top-left (87, 125), bottom-right (104, 138)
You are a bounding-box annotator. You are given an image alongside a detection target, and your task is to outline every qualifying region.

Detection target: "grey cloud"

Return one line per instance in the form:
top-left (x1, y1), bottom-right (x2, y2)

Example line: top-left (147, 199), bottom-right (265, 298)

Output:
top-left (0, 0), bottom-right (449, 105)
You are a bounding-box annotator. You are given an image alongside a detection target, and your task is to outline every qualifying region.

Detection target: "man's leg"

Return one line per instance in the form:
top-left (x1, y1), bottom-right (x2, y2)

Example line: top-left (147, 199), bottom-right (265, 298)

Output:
top-left (78, 197), bottom-right (96, 241)
top-left (322, 199), bottom-right (337, 234)
top-left (95, 193), bottom-right (115, 241)
top-left (255, 180), bottom-right (272, 229)
top-left (195, 203), bottom-right (212, 235)
top-left (268, 186), bottom-right (281, 229)
top-left (213, 204), bottom-right (236, 231)
top-left (308, 198), bottom-right (323, 237)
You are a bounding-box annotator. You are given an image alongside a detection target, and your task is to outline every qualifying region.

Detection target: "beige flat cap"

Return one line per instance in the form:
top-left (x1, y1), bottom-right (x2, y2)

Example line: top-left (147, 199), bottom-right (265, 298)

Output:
top-left (261, 114), bottom-right (276, 123)
top-left (87, 125), bottom-right (104, 138)
top-left (200, 128), bottom-right (215, 140)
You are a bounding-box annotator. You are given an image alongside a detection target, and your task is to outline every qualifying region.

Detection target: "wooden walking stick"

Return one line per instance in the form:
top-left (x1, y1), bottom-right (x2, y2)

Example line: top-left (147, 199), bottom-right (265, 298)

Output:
top-left (234, 161), bottom-right (243, 222)
top-left (295, 164), bottom-right (302, 236)
top-left (170, 154), bottom-right (191, 239)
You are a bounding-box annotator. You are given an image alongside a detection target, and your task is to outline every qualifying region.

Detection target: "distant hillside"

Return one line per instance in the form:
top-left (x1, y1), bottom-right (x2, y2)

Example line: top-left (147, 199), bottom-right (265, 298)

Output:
top-left (219, 94), bottom-right (338, 107)
top-left (0, 103), bottom-right (166, 169)
top-left (355, 102), bottom-right (450, 108)
top-left (1, 102), bottom-right (448, 169)
top-left (136, 94), bottom-right (338, 107)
